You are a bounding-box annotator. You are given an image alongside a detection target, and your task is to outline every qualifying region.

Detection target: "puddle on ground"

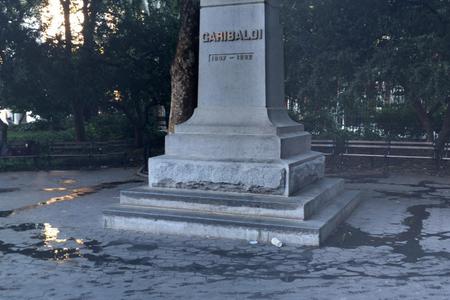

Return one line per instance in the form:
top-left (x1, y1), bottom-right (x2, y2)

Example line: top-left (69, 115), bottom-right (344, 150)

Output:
top-left (0, 188), bottom-right (20, 193)
top-left (0, 222), bottom-right (157, 266)
top-left (61, 179), bottom-right (77, 185)
top-left (0, 177), bottom-right (449, 281)
top-left (0, 179), bottom-right (143, 218)
top-left (327, 201), bottom-right (450, 263)
top-left (43, 187), bottom-right (67, 192)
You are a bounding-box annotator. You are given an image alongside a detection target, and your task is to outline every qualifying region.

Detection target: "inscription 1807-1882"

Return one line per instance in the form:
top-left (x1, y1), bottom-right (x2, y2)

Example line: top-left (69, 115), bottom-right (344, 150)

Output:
top-left (209, 52), bottom-right (254, 63)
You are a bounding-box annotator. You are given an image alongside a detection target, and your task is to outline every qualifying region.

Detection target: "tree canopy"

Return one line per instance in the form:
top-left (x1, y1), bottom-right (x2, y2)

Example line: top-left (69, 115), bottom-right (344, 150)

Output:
top-left (0, 0), bottom-right (449, 152)
top-left (0, 0), bottom-right (178, 144)
top-left (283, 0), bottom-right (450, 150)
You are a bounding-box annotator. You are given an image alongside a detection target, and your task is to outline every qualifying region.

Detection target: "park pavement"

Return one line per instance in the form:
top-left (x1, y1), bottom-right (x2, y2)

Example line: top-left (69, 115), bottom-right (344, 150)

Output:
top-left (0, 168), bottom-right (450, 299)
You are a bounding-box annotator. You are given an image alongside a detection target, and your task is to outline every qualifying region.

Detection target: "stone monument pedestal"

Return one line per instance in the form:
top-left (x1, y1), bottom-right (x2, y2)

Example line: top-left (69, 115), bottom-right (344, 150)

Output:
top-left (103, 0), bottom-right (361, 246)
top-left (104, 178), bottom-right (360, 246)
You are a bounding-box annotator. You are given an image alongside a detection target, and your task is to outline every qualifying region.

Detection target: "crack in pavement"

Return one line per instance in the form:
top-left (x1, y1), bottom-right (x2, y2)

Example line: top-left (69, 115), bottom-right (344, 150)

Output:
top-left (0, 188), bottom-right (20, 193)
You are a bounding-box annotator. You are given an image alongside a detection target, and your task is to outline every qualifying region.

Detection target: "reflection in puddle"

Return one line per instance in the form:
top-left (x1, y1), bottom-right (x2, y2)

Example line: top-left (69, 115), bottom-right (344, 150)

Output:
top-left (0, 222), bottom-right (158, 266)
top-left (41, 188), bottom-right (96, 206)
top-left (42, 223), bottom-right (67, 245)
top-left (61, 179), bottom-right (77, 185)
top-left (0, 179), bottom-right (143, 218)
top-left (43, 188), bottom-right (67, 192)
top-left (40, 224), bottom-right (86, 260)
top-left (0, 222), bottom-right (84, 262)
top-left (0, 179), bottom-right (145, 264)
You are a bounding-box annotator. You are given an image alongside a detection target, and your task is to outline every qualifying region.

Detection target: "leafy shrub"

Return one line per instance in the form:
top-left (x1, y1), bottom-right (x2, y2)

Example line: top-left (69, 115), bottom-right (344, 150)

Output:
top-left (85, 114), bottom-right (133, 141)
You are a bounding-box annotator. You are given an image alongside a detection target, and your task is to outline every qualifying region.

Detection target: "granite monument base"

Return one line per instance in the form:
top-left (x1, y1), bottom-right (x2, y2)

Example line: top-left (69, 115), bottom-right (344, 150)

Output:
top-left (103, 0), bottom-right (361, 246)
top-left (148, 152), bottom-right (325, 197)
top-left (104, 178), bottom-right (361, 246)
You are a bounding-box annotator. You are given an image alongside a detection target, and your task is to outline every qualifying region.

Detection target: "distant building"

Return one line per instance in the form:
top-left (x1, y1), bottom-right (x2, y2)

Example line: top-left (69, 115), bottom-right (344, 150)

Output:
top-left (0, 109), bottom-right (37, 125)
top-left (0, 109), bottom-right (10, 125)
top-left (156, 105), bottom-right (167, 132)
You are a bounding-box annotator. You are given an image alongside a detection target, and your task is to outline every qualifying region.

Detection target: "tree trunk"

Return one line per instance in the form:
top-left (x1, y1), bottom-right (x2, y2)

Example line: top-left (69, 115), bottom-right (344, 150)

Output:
top-left (72, 100), bottom-right (87, 142)
top-left (82, 0), bottom-right (97, 52)
top-left (0, 119), bottom-right (7, 156)
top-left (412, 99), bottom-right (434, 141)
top-left (80, 0), bottom-right (99, 123)
top-left (435, 102), bottom-right (450, 160)
top-left (168, 0), bottom-right (200, 133)
top-left (134, 126), bottom-right (144, 148)
top-left (61, 0), bottom-right (86, 142)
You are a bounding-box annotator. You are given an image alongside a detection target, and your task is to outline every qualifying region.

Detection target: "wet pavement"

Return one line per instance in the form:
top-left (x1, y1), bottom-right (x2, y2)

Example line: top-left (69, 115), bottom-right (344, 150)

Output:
top-left (0, 168), bottom-right (450, 299)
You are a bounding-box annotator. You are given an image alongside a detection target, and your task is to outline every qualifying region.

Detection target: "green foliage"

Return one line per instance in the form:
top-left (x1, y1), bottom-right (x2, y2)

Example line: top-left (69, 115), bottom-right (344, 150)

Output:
top-left (2, 0), bottom-right (449, 146)
top-left (96, 1), bottom-right (178, 143)
top-left (85, 114), bottom-right (133, 141)
top-left (283, 0), bottom-right (450, 140)
top-left (374, 105), bottom-right (425, 139)
top-left (8, 128), bottom-right (75, 144)
top-left (8, 113), bottom-right (138, 143)
top-left (0, 0), bottom-right (178, 146)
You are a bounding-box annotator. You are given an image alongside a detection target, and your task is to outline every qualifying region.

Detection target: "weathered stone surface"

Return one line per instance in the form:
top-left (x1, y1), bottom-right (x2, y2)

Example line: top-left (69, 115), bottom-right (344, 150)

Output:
top-left (149, 155), bottom-right (287, 195)
top-left (287, 155), bottom-right (326, 195)
top-left (124, 178), bottom-right (345, 220)
top-left (149, 153), bottom-right (324, 196)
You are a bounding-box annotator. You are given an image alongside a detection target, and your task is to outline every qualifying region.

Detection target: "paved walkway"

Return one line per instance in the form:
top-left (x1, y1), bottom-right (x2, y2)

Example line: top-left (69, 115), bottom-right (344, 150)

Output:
top-left (0, 168), bottom-right (449, 299)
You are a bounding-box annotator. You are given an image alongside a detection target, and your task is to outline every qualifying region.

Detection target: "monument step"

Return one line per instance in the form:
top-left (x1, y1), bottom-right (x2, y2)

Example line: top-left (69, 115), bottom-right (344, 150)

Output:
top-left (166, 131), bottom-right (311, 160)
top-left (104, 190), bottom-right (361, 246)
top-left (279, 131), bottom-right (311, 158)
top-left (121, 178), bottom-right (344, 220)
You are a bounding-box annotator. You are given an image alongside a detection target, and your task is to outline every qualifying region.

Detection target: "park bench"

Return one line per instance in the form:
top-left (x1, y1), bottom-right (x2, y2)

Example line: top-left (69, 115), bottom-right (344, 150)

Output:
top-left (343, 140), bottom-right (436, 160)
top-left (0, 141), bottom-right (39, 158)
top-left (0, 140), bottom-right (135, 169)
top-left (48, 140), bottom-right (133, 158)
top-left (443, 142), bottom-right (450, 161)
top-left (45, 140), bottom-right (135, 168)
top-left (311, 139), bottom-right (336, 156)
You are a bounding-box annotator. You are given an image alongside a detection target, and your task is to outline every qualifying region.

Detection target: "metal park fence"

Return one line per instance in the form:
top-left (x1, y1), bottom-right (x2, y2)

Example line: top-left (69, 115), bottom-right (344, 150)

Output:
top-left (0, 140), bottom-right (141, 171)
top-left (1, 138), bottom-right (449, 171)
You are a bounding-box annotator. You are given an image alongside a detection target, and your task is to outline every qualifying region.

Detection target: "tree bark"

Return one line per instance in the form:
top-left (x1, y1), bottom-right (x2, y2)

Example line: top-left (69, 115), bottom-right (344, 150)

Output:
top-left (435, 101), bottom-right (450, 159)
top-left (168, 0), bottom-right (200, 133)
top-left (80, 0), bottom-right (100, 122)
top-left (0, 119), bottom-right (7, 156)
top-left (134, 125), bottom-right (144, 148)
top-left (81, 0), bottom-right (97, 52)
top-left (412, 98), bottom-right (434, 141)
top-left (61, 0), bottom-right (86, 142)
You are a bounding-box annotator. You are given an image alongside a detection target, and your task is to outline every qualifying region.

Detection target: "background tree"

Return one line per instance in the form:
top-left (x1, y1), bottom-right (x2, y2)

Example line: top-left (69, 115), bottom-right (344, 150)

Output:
top-left (283, 0), bottom-right (450, 155)
top-left (1, 0), bottom-right (449, 157)
top-left (98, 0), bottom-right (178, 146)
top-left (167, 0), bottom-right (199, 133)
top-left (0, 0), bottom-right (178, 145)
